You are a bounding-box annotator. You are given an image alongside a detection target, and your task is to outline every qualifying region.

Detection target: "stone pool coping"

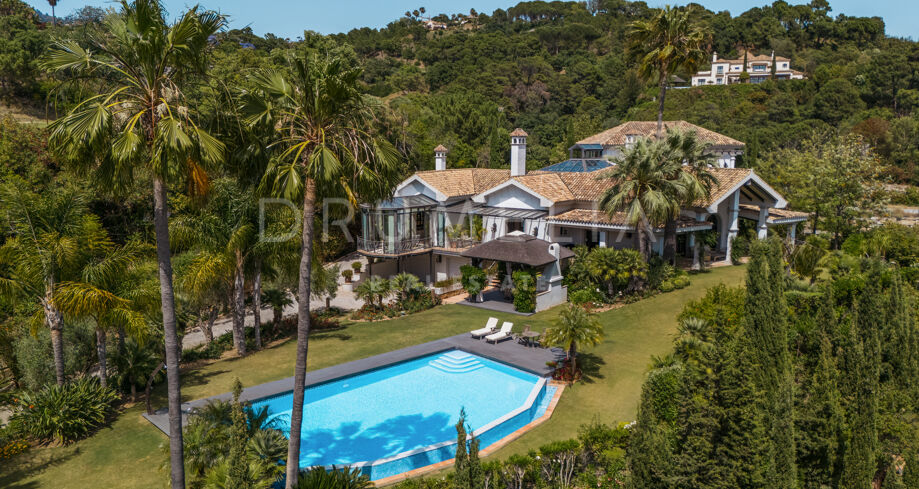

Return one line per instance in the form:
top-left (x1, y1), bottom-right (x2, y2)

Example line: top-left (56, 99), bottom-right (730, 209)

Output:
top-left (372, 380), bottom-right (568, 486)
top-left (143, 332), bottom-right (558, 435)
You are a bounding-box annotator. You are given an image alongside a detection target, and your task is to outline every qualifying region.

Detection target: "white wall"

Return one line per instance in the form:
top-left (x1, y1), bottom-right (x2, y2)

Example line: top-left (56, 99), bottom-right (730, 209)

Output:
top-left (395, 180), bottom-right (437, 199)
top-left (484, 185), bottom-right (542, 210)
top-left (434, 254), bottom-right (469, 282)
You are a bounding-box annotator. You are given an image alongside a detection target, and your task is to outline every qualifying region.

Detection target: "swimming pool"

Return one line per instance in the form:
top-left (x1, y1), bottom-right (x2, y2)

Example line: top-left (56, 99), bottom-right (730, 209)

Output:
top-left (250, 350), bottom-right (555, 480)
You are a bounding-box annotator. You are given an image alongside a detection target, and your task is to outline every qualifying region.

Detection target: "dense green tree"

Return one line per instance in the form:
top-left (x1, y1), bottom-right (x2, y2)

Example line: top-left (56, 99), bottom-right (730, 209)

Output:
top-left (813, 78), bottom-right (865, 124)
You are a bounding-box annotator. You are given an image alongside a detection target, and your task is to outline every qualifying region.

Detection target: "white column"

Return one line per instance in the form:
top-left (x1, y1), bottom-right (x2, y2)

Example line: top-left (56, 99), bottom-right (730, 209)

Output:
top-left (787, 223), bottom-right (797, 242)
top-left (757, 206), bottom-right (769, 240)
top-left (599, 231), bottom-right (607, 248)
top-left (690, 213), bottom-right (708, 270)
top-left (724, 191), bottom-right (740, 262)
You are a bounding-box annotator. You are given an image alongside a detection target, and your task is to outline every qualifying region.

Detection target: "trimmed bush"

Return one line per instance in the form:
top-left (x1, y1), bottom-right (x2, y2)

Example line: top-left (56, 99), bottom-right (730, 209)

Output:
top-left (672, 275), bottom-right (690, 289)
top-left (659, 280), bottom-right (676, 292)
top-left (342, 269), bottom-right (353, 283)
top-left (351, 261), bottom-right (362, 273)
top-left (460, 265), bottom-right (487, 299)
top-left (10, 378), bottom-right (120, 444)
top-left (512, 270), bottom-right (537, 313)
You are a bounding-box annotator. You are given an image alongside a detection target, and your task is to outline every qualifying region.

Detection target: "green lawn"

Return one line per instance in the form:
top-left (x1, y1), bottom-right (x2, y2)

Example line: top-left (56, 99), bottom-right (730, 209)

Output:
top-left (1, 265), bottom-right (745, 488)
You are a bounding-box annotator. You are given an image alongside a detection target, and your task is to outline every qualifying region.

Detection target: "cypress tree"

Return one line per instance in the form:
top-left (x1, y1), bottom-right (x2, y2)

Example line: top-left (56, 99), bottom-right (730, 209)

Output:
top-left (839, 312), bottom-right (879, 489)
top-left (884, 271), bottom-right (915, 389)
top-left (743, 239), bottom-right (796, 487)
top-left (628, 374), bottom-right (676, 489)
top-left (712, 334), bottom-right (771, 489)
top-left (227, 378), bottom-right (250, 487)
top-left (796, 324), bottom-right (844, 488)
top-left (454, 409), bottom-right (469, 489)
top-left (468, 434), bottom-right (484, 489)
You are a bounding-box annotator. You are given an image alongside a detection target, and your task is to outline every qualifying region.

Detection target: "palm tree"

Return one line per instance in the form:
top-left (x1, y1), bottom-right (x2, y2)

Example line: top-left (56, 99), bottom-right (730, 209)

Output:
top-left (597, 137), bottom-right (685, 260)
top-left (111, 338), bottom-right (161, 402)
top-left (243, 49), bottom-right (402, 487)
top-left (627, 6), bottom-right (709, 133)
top-left (660, 130), bottom-right (717, 264)
top-left (673, 317), bottom-right (713, 368)
top-left (42, 2), bottom-right (226, 486)
top-left (390, 272), bottom-right (422, 304)
top-left (52, 238), bottom-right (149, 388)
top-left (544, 303), bottom-right (604, 375)
top-left (0, 185), bottom-right (89, 385)
top-left (172, 179), bottom-right (260, 356)
top-left (47, 0), bottom-right (57, 26)
top-left (355, 276), bottom-right (391, 310)
top-left (262, 288), bottom-right (292, 329)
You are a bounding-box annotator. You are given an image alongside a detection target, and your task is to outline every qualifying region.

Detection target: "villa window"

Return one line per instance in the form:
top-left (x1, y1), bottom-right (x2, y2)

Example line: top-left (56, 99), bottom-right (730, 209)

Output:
top-left (560, 227), bottom-right (569, 236)
top-left (507, 219), bottom-right (524, 234)
top-left (716, 66), bottom-right (724, 74)
top-left (782, 63), bottom-right (788, 69)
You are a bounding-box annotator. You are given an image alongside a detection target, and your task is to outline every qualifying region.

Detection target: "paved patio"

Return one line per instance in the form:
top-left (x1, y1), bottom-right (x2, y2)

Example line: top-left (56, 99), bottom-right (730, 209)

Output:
top-left (144, 332), bottom-right (559, 435)
top-left (455, 289), bottom-right (534, 316)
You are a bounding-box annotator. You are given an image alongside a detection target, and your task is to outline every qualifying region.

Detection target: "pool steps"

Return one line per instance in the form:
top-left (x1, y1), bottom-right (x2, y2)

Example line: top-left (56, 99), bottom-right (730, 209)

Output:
top-left (428, 352), bottom-right (484, 373)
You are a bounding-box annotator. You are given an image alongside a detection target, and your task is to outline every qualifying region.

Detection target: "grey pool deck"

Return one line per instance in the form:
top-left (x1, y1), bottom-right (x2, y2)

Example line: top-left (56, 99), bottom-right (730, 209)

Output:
top-left (143, 332), bottom-right (558, 435)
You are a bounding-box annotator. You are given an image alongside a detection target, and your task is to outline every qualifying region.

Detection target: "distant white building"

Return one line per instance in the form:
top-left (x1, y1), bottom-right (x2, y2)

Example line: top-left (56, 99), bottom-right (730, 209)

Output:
top-left (691, 51), bottom-right (806, 86)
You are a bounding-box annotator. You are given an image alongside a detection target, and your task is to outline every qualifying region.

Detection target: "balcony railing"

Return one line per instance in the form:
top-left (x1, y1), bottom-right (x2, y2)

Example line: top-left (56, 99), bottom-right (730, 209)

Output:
top-left (358, 236), bottom-right (432, 255)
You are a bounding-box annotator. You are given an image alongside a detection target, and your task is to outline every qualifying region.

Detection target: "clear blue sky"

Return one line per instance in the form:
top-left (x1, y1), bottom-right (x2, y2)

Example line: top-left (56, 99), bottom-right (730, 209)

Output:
top-left (24, 0), bottom-right (916, 40)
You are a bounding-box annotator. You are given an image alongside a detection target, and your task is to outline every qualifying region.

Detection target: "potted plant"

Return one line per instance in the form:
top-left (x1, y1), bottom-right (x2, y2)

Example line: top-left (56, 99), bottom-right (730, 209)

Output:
top-left (351, 261), bottom-right (362, 281)
top-left (341, 269), bottom-right (353, 291)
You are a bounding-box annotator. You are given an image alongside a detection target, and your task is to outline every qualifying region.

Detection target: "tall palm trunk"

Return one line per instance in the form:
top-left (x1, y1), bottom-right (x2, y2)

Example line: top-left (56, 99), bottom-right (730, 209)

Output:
top-left (253, 259), bottom-right (262, 349)
top-left (41, 283), bottom-right (65, 386)
top-left (116, 328), bottom-right (126, 356)
top-left (663, 218), bottom-right (677, 265)
top-left (152, 176), bottom-right (186, 489)
top-left (286, 178), bottom-right (317, 489)
top-left (656, 74), bottom-right (667, 135)
top-left (568, 342), bottom-right (578, 375)
top-left (96, 328), bottom-right (108, 387)
top-left (232, 251), bottom-right (247, 356)
top-left (202, 306), bottom-right (217, 345)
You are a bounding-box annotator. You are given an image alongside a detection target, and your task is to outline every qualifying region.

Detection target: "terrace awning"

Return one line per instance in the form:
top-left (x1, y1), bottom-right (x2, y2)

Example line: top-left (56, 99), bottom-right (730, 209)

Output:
top-left (443, 202), bottom-right (546, 220)
top-left (461, 234), bottom-right (574, 267)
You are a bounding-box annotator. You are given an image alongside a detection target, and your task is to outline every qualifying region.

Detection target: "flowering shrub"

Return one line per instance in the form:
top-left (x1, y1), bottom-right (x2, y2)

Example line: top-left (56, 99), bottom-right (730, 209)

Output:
top-left (0, 437), bottom-right (29, 459)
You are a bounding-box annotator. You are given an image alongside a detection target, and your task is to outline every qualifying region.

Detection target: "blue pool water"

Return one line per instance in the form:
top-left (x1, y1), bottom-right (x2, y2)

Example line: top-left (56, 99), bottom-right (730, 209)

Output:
top-left (249, 350), bottom-right (552, 480)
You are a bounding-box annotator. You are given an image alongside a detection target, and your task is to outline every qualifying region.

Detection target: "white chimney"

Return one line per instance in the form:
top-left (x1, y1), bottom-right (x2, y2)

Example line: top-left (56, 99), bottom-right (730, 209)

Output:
top-left (434, 144), bottom-right (448, 171)
top-left (712, 51), bottom-right (718, 64)
top-left (510, 128), bottom-right (527, 177)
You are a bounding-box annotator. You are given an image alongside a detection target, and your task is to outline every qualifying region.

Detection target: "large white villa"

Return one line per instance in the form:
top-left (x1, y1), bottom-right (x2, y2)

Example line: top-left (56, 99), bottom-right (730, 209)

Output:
top-left (358, 121), bottom-right (807, 309)
top-left (691, 51), bottom-right (806, 86)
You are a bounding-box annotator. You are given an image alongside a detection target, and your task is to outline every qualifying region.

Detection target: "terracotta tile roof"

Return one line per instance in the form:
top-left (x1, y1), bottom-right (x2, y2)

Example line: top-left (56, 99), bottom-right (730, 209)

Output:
top-left (512, 167), bottom-right (616, 204)
top-left (739, 204), bottom-right (809, 223)
top-left (516, 167), bottom-right (752, 207)
top-left (546, 209), bottom-right (713, 230)
top-left (415, 168), bottom-right (510, 198)
top-left (510, 128), bottom-right (529, 137)
top-left (433, 144), bottom-right (448, 152)
top-left (702, 168), bottom-right (754, 206)
top-left (576, 121), bottom-right (744, 148)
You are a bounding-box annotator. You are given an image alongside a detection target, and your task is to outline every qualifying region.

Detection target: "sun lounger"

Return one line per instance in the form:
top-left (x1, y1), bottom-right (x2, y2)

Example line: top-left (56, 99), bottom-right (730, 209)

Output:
top-left (485, 322), bottom-right (514, 344)
top-left (470, 317), bottom-right (499, 338)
